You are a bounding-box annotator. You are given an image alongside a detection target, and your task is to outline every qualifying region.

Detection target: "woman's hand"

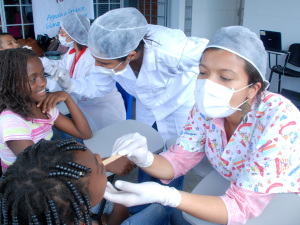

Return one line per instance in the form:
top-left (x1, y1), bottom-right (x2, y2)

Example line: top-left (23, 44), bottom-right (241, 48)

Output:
top-left (112, 133), bottom-right (154, 167)
top-left (37, 91), bottom-right (69, 113)
top-left (104, 181), bottom-right (181, 207)
top-left (105, 156), bottom-right (136, 176)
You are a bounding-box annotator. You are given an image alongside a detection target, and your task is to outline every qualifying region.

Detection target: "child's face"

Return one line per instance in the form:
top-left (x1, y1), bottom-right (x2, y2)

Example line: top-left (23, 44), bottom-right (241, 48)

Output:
top-left (0, 35), bottom-right (20, 50)
top-left (26, 57), bottom-right (47, 103)
top-left (75, 146), bottom-right (107, 207)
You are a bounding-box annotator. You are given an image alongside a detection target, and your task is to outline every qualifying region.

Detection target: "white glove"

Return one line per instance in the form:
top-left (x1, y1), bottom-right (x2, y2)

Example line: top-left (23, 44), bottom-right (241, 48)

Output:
top-left (104, 181), bottom-right (181, 207)
top-left (50, 66), bottom-right (60, 79)
top-left (53, 68), bottom-right (74, 92)
top-left (112, 133), bottom-right (154, 167)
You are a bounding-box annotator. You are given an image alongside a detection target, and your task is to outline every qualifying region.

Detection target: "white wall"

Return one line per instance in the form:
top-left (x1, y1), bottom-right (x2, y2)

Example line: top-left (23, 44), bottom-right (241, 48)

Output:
top-left (167, 0), bottom-right (185, 31)
top-left (243, 0), bottom-right (300, 92)
top-left (191, 0), bottom-right (241, 39)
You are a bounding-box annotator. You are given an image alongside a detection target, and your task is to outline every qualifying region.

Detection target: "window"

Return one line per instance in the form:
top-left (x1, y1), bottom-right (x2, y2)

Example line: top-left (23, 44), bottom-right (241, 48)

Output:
top-left (93, 0), bottom-right (168, 26)
top-left (136, 0), bottom-right (168, 26)
top-left (184, 0), bottom-right (192, 36)
top-left (0, 0), bottom-right (34, 39)
top-left (93, 0), bottom-right (121, 18)
top-left (0, 0), bottom-right (169, 39)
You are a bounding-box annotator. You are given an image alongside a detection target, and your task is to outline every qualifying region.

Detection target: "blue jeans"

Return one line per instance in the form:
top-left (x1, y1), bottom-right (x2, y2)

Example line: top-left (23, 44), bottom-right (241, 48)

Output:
top-left (170, 208), bottom-right (191, 225)
top-left (122, 203), bottom-right (169, 225)
top-left (128, 168), bottom-right (185, 224)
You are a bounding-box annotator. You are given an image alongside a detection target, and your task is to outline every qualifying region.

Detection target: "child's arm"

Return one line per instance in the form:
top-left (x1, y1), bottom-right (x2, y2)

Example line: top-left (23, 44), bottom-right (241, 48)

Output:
top-left (6, 140), bottom-right (35, 156)
top-left (37, 91), bottom-right (93, 139)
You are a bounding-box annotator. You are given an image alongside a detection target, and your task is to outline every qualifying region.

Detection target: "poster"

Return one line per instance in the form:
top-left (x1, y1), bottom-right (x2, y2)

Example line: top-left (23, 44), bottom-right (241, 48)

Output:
top-left (32, 0), bottom-right (94, 38)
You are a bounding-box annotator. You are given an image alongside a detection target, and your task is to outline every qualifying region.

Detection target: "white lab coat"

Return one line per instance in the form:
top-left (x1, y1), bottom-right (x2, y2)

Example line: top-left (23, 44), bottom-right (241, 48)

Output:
top-left (42, 48), bottom-right (126, 132)
top-left (70, 25), bottom-right (208, 143)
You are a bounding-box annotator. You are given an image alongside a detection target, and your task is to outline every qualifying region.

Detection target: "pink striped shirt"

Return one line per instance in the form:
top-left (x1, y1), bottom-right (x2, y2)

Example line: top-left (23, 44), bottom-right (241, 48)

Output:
top-left (0, 108), bottom-right (59, 171)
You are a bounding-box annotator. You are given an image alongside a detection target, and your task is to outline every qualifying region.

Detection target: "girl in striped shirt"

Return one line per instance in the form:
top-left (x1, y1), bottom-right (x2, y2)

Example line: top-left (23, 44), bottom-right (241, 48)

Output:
top-left (0, 48), bottom-right (92, 171)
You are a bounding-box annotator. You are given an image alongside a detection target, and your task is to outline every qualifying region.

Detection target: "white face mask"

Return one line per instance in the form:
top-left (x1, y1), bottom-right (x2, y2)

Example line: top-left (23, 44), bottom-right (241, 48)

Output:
top-left (95, 61), bottom-right (128, 76)
top-left (194, 79), bottom-right (252, 118)
top-left (59, 35), bottom-right (74, 48)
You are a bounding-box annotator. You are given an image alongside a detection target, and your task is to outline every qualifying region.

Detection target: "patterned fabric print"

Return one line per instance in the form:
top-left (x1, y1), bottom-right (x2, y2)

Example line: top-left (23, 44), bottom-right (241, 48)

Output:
top-left (176, 91), bottom-right (300, 194)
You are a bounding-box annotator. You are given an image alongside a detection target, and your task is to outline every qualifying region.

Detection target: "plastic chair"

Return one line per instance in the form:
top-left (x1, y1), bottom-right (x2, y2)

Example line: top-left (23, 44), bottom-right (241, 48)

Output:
top-left (183, 170), bottom-right (300, 225)
top-left (269, 43), bottom-right (300, 93)
top-left (116, 82), bottom-right (133, 120)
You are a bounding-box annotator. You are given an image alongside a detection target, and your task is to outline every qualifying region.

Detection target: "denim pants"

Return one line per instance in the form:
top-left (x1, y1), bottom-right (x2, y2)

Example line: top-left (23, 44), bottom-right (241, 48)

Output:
top-left (123, 168), bottom-right (185, 224)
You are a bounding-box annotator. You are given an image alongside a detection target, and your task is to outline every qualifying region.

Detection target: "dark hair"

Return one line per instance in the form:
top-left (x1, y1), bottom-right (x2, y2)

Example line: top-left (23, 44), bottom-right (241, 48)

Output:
top-left (0, 33), bottom-right (14, 48)
top-left (75, 42), bottom-right (87, 51)
top-left (0, 48), bottom-right (38, 119)
top-left (116, 39), bottom-right (145, 62)
top-left (116, 35), bottom-right (156, 62)
top-left (0, 138), bottom-right (93, 225)
top-left (244, 60), bottom-right (266, 96)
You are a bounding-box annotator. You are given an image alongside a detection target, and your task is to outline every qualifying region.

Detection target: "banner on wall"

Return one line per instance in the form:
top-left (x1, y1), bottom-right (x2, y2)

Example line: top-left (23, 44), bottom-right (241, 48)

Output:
top-left (32, 0), bottom-right (94, 38)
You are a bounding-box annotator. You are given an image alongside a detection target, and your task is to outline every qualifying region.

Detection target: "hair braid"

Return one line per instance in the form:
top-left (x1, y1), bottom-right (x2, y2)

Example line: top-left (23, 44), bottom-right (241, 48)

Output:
top-left (0, 139), bottom-right (94, 224)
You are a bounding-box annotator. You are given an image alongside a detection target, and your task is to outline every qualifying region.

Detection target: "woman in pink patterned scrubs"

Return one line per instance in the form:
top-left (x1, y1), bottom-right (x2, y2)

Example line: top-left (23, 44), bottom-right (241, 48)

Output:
top-left (104, 26), bottom-right (300, 225)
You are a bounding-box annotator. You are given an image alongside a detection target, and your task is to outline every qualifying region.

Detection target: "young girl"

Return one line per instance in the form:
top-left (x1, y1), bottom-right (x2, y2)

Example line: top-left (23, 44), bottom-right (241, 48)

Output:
top-left (0, 138), bottom-right (129, 225)
top-left (0, 48), bottom-right (92, 171)
top-left (0, 138), bottom-right (106, 224)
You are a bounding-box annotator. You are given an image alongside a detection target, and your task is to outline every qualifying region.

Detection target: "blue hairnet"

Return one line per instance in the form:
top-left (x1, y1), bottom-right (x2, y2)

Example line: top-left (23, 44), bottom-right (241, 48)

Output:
top-left (205, 26), bottom-right (269, 89)
top-left (61, 13), bottom-right (90, 46)
top-left (88, 7), bottom-right (148, 59)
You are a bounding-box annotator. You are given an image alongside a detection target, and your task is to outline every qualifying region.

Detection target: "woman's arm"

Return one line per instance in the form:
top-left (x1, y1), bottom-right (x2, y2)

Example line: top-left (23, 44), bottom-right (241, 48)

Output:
top-left (178, 192), bottom-right (228, 224)
top-left (38, 91), bottom-right (92, 139)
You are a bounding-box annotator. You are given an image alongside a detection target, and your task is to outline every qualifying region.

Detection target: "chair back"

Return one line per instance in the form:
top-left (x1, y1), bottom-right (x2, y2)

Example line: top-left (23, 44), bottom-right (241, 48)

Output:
top-left (288, 43), bottom-right (300, 67)
top-left (116, 82), bottom-right (133, 120)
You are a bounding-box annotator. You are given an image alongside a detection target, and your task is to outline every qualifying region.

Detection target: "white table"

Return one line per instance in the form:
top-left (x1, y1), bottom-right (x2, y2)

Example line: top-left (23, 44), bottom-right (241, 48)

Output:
top-left (84, 119), bottom-right (164, 176)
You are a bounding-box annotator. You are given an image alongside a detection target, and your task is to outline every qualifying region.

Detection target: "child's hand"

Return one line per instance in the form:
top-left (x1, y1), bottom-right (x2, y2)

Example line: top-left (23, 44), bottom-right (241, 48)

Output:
top-left (105, 156), bottom-right (136, 176)
top-left (37, 91), bottom-right (69, 113)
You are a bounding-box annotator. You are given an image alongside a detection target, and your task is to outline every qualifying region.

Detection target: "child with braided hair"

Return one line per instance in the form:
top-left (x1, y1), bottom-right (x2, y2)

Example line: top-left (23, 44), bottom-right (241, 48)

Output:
top-left (0, 48), bottom-right (92, 172)
top-left (0, 138), bottom-right (107, 224)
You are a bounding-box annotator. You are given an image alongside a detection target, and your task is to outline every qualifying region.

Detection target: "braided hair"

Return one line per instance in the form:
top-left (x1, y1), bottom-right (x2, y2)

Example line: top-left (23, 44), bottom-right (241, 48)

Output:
top-left (0, 48), bottom-right (38, 119)
top-left (0, 138), bottom-right (94, 225)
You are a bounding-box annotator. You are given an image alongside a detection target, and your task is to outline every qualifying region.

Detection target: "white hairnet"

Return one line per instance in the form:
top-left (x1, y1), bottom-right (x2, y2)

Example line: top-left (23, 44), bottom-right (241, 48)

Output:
top-left (88, 7), bottom-right (148, 59)
top-left (61, 13), bottom-right (90, 46)
top-left (205, 26), bottom-right (269, 89)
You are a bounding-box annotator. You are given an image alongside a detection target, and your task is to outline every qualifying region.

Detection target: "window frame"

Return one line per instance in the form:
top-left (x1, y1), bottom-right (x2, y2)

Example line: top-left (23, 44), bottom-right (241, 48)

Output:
top-left (0, 0), bottom-right (34, 39)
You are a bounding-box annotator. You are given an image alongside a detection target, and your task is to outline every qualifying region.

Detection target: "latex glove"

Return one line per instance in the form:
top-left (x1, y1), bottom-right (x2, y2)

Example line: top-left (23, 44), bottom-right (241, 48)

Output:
top-left (55, 68), bottom-right (75, 92)
top-left (50, 65), bottom-right (60, 79)
top-left (104, 181), bottom-right (181, 207)
top-left (112, 133), bottom-right (154, 167)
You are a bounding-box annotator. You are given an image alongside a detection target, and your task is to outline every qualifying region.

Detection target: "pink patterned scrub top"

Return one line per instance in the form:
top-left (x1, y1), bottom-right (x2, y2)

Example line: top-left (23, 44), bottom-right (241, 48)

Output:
top-left (161, 91), bottom-right (300, 194)
top-left (0, 108), bottom-right (59, 171)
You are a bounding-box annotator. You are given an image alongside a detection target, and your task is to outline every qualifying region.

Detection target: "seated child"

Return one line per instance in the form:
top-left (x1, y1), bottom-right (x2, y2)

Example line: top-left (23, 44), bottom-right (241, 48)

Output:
top-left (0, 33), bottom-right (20, 50)
top-left (0, 48), bottom-right (93, 171)
top-left (0, 138), bottom-right (128, 224)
